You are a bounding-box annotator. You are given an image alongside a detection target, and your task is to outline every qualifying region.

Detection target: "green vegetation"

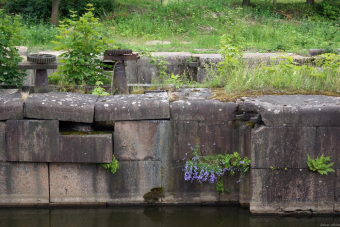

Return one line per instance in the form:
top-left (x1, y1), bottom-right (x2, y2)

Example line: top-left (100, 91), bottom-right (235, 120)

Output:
top-left (0, 10), bottom-right (26, 87)
top-left (91, 81), bottom-right (110, 96)
top-left (307, 154), bottom-right (334, 175)
top-left (183, 144), bottom-right (250, 193)
top-left (98, 155), bottom-right (119, 174)
top-left (6, 0), bottom-right (338, 53)
top-left (52, 4), bottom-right (115, 85)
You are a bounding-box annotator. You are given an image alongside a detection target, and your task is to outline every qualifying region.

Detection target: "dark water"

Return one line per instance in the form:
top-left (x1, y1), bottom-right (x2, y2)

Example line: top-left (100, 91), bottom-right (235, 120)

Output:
top-left (0, 206), bottom-right (338, 227)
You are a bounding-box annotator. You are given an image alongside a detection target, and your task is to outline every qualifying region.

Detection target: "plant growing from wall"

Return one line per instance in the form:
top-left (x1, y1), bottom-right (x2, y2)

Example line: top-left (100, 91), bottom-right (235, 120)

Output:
top-left (52, 4), bottom-right (114, 86)
top-left (307, 154), bottom-right (334, 175)
top-left (0, 10), bottom-right (26, 87)
top-left (183, 144), bottom-right (250, 193)
top-left (91, 80), bottom-right (109, 96)
top-left (98, 155), bottom-right (119, 174)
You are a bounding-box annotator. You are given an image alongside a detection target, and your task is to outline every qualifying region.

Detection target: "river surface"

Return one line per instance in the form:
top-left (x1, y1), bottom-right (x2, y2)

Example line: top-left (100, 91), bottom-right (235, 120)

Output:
top-left (0, 206), bottom-right (337, 227)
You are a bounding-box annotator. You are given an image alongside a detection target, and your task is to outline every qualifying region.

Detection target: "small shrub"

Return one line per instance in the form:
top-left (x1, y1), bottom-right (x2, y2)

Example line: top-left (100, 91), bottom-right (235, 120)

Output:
top-left (307, 154), bottom-right (334, 175)
top-left (52, 4), bottom-right (115, 85)
top-left (91, 81), bottom-right (110, 96)
top-left (98, 155), bottom-right (119, 174)
top-left (0, 10), bottom-right (26, 87)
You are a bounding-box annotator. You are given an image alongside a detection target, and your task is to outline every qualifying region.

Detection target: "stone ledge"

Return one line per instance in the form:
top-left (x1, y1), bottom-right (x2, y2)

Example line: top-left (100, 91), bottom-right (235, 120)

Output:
top-left (95, 92), bottom-right (170, 121)
top-left (25, 92), bottom-right (98, 123)
top-left (239, 95), bottom-right (340, 127)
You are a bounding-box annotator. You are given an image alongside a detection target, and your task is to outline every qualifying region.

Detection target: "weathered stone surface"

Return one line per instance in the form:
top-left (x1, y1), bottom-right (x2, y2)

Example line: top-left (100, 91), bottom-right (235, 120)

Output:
top-left (170, 99), bottom-right (237, 121)
top-left (107, 161), bottom-right (162, 203)
top-left (25, 92), bottom-right (98, 123)
top-left (54, 134), bottom-right (113, 163)
top-left (239, 95), bottom-right (340, 127)
top-left (0, 93), bottom-right (23, 120)
top-left (0, 162), bottom-right (49, 204)
top-left (50, 161), bottom-right (161, 204)
top-left (172, 121), bottom-right (198, 161)
top-left (95, 93), bottom-right (170, 121)
top-left (6, 120), bottom-right (59, 162)
top-left (250, 169), bottom-right (335, 214)
top-left (198, 121), bottom-right (235, 156)
top-left (114, 121), bottom-right (171, 161)
top-left (335, 169), bottom-right (340, 212)
top-left (172, 88), bottom-right (214, 100)
top-left (49, 163), bottom-right (109, 203)
top-left (238, 122), bottom-right (252, 206)
top-left (251, 126), bottom-right (316, 169)
top-left (0, 122), bottom-right (6, 161)
top-left (315, 127), bottom-right (340, 169)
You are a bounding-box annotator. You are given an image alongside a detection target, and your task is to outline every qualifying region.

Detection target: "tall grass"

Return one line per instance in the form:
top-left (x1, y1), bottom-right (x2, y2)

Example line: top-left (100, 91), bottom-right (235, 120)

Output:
top-left (13, 0), bottom-right (340, 53)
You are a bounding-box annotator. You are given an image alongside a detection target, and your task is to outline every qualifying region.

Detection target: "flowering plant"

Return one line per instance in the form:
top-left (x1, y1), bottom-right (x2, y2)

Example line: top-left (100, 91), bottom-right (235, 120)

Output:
top-left (183, 144), bottom-right (250, 193)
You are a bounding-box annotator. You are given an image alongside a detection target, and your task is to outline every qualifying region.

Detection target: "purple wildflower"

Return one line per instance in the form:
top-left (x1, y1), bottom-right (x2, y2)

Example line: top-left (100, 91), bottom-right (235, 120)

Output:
top-left (240, 161), bottom-right (245, 164)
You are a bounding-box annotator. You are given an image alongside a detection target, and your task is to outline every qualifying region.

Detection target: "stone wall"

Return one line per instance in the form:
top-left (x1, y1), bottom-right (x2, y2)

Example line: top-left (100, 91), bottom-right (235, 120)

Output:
top-left (0, 89), bottom-right (340, 215)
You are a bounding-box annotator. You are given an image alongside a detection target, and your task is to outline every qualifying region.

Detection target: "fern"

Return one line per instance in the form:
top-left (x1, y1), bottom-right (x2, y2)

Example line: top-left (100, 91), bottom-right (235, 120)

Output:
top-left (98, 155), bottom-right (119, 174)
top-left (307, 154), bottom-right (334, 175)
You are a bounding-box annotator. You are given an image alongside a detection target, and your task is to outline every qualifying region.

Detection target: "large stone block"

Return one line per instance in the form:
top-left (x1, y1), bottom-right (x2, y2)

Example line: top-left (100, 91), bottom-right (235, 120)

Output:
top-left (251, 126), bottom-right (316, 169)
top-left (334, 169), bottom-right (340, 212)
top-left (250, 169), bottom-right (335, 214)
top-left (6, 120), bottom-right (59, 162)
top-left (0, 93), bottom-right (23, 120)
top-left (170, 99), bottom-right (237, 121)
top-left (0, 162), bottom-right (49, 204)
top-left (172, 121), bottom-right (198, 161)
top-left (50, 161), bottom-right (162, 204)
top-left (25, 92), bottom-right (98, 123)
top-left (49, 163), bottom-right (109, 203)
top-left (239, 95), bottom-right (340, 127)
top-left (95, 93), bottom-right (170, 121)
top-left (114, 121), bottom-right (171, 161)
top-left (54, 134), bottom-right (113, 163)
top-left (107, 161), bottom-right (162, 203)
top-left (0, 122), bottom-right (6, 161)
top-left (315, 127), bottom-right (340, 169)
top-left (198, 121), bottom-right (235, 156)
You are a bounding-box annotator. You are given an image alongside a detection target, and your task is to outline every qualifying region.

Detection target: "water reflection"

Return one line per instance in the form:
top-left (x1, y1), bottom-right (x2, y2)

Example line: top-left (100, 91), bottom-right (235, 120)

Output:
top-left (0, 206), bottom-right (337, 227)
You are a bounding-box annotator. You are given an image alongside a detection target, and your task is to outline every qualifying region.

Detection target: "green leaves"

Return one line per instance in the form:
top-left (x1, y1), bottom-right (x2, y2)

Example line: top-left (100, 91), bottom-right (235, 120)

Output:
top-left (52, 6), bottom-right (115, 85)
top-left (307, 154), bottom-right (334, 175)
top-left (0, 10), bottom-right (26, 87)
top-left (98, 155), bottom-right (119, 175)
top-left (91, 81), bottom-right (110, 96)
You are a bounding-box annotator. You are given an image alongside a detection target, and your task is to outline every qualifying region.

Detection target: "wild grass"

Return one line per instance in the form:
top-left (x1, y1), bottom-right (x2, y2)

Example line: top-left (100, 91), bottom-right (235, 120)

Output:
top-left (204, 54), bottom-right (340, 101)
top-left (14, 0), bottom-right (340, 54)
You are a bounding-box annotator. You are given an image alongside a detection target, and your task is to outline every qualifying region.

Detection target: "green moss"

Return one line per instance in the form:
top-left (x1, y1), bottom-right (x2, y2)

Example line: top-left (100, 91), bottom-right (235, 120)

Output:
top-left (60, 131), bottom-right (112, 135)
top-left (143, 187), bottom-right (164, 204)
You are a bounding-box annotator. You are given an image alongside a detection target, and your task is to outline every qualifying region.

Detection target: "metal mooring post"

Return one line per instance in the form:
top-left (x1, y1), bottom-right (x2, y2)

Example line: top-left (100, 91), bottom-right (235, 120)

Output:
top-left (103, 49), bottom-right (140, 95)
top-left (19, 54), bottom-right (57, 93)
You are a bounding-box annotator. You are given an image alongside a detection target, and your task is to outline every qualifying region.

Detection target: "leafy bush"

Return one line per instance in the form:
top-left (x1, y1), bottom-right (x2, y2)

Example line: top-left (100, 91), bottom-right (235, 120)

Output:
top-left (3, 0), bottom-right (117, 21)
top-left (307, 154), bottom-right (334, 175)
top-left (52, 4), bottom-right (114, 85)
top-left (320, 0), bottom-right (340, 20)
top-left (183, 144), bottom-right (250, 193)
top-left (0, 10), bottom-right (26, 87)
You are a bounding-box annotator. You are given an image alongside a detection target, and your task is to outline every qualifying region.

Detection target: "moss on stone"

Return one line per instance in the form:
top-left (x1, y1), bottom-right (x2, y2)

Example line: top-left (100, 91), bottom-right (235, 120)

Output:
top-left (143, 187), bottom-right (164, 204)
top-left (60, 131), bottom-right (112, 135)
